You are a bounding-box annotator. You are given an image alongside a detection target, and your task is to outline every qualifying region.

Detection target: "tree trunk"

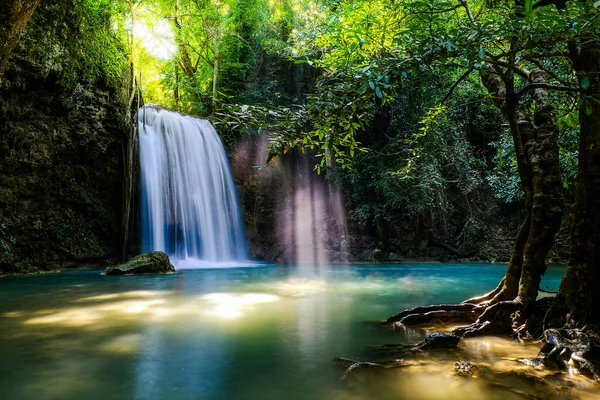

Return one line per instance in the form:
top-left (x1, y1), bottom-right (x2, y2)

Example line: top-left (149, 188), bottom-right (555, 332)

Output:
top-left (173, 9), bottom-right (196, 78)
top-left (213, 45), bottom-right (220, 107)
top-left (122, 0), bottom-right (138, 261)
top-left (475, 65), bottom-right (537, 305)
top-left (0, 0), bottom-right (41, 85)
top-left (551, 41), bottom-right (600, 325)
top-left (514, 70), bottom-right (563, 308)
top-left (174, 64), bottom-right (179, 110)
top-left (480, 67), bottom-right (562, 315)
top-left (127, 1), bottom-right (137, 113)
top-left (399, 65), bottom-right (563, 337)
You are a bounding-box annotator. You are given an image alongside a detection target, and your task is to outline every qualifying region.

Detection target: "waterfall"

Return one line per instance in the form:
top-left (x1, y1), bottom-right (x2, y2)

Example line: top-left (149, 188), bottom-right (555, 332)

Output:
top-left (138, 105), bottom-right (248, 267)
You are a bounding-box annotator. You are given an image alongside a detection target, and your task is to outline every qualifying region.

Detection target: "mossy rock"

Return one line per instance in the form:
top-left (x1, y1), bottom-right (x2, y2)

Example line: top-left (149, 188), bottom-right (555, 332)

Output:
top-left (103, 251), bottom-right (176, 275)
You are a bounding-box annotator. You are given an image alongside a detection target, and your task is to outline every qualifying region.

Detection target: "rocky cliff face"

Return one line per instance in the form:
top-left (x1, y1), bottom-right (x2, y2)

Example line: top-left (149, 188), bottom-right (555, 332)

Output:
top-left (0, 1), bottom-right (130, 273)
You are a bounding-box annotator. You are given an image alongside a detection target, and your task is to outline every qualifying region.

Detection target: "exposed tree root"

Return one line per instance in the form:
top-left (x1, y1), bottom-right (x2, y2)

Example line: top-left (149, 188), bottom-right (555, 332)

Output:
top-left (387, 300), bottom-right (520, 338)
top-left (388, 295), bottom-right (554, 340)
top-left (536, 327), bottom-right (600, 381)
top-left (461, 278), bottom-right (507, 305)
top-left (453, 300), bottom-right (521, 338)
top-left (383, 297), bottom-right (600, 387)
top-left (399, 309), bottom-right (480, 326)
top-left (461, 280), bottom-right (516, 307)
top-left (385, 303), bottom-right (477, 324)
top-left (386, 275), bottom-right (523, 330)
top-left (415, 332), bottom-right (461, 349)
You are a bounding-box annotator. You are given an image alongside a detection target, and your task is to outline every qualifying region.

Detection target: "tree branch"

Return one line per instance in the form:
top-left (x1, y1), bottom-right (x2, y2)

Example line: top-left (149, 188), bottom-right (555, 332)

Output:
top-left (487, 59), bottom-right (530, 79)
top-left (459, 0), bottom-right (476, 24)
top-left (523, 57), bottom-right (576, 89)
top-left (442, 66), bottom-right (475, 103)
top-left (516, 83), bottom-right (580, 98)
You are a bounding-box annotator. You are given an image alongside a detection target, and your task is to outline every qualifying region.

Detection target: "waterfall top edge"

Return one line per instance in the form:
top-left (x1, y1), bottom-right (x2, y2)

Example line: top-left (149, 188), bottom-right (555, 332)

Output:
top-left (139, 104), bottom-right (212, 123)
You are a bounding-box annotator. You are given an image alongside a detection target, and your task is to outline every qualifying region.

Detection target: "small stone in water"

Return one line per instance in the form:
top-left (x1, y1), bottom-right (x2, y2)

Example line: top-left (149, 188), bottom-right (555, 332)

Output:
top-left (454, 361), bottom-right (482, 378)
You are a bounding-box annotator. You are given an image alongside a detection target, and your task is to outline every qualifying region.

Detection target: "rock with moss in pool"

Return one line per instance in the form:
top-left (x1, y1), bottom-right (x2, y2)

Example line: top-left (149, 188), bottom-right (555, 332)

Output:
top-left (103, 252), bottom-right (176, 275)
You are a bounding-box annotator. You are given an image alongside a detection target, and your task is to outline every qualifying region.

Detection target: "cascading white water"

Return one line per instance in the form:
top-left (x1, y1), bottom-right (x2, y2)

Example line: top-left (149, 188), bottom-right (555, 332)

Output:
top-left (138, 105), bottom-right (248, 267)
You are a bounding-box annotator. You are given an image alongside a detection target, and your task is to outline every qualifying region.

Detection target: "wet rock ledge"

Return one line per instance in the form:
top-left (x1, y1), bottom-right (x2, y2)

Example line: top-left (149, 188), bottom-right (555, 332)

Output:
top-left (103, 252), bottom-right (176, 275)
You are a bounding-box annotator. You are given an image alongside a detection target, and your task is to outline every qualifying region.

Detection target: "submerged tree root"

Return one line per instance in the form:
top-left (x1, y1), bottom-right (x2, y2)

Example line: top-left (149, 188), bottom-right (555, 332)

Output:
top-left (335, 347), bottom-right (583, 400)
top-left (366, 332), bottom-right (461, 359)
top-left (334, 357), bottom-right (420, 371)
top-left (333, 357), bottom-right (423, 383)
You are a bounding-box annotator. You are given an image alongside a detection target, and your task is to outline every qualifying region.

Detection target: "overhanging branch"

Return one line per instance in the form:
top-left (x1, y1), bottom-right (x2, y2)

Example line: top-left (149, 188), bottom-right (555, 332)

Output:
top-left (516, 83), bottom-right (580, 98)
top-left (442, 66), bottom-right (475, 103)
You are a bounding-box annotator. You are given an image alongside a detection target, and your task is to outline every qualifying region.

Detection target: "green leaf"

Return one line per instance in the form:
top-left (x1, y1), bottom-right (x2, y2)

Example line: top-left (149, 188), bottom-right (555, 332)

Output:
top-left (369, 81), bottom-right (375, 89)
top-left (581, 76), bottom-right (590, 90)
top-left (375, 87), bottom-right (383, 99)
top-left (584, 99), bottom-right (593, 116)
top-left (525, 0), bottom-right (533, 16)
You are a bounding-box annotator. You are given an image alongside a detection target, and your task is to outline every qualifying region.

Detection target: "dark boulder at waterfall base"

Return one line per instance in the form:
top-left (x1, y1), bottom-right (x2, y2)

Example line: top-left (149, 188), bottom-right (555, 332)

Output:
top-left (103, 252), bottom-right (176, 275)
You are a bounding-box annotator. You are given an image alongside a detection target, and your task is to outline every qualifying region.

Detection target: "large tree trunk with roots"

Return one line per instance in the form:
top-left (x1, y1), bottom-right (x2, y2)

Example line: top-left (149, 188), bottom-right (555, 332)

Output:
top-left (388, 64), bottom-right (563, 339)
top-left (536, 37), bottom-right (600, 381)
top-left (0, 0), bottom-right (41, 85)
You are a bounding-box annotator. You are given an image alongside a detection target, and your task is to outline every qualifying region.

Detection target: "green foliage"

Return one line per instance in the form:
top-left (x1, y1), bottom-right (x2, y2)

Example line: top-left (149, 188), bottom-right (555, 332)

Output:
top-left (329, 71), bottom-right (495, 249)
top-left (7, 0), bottom-right (598, 262)
top-left (486, 132), bottom-right (524, 203)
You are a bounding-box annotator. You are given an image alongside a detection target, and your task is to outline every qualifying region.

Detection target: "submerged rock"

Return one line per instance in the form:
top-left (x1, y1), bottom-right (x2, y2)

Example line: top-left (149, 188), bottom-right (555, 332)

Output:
top-left (416, 333), bottom-right (461, 350)
top-left (454, 362), bottom-right (485, 378)
top-left (103, 252), bottom-right (175, 275)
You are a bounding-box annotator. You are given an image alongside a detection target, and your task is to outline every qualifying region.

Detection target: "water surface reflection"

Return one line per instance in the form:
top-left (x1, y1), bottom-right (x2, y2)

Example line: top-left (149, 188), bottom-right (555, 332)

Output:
top-left (0, 264), bottom-right (579, 400)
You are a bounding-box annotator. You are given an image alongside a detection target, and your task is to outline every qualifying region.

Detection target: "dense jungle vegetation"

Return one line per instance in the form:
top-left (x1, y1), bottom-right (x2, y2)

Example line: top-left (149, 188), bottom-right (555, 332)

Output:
top-left (1, 0), bottom-right (590, 267)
